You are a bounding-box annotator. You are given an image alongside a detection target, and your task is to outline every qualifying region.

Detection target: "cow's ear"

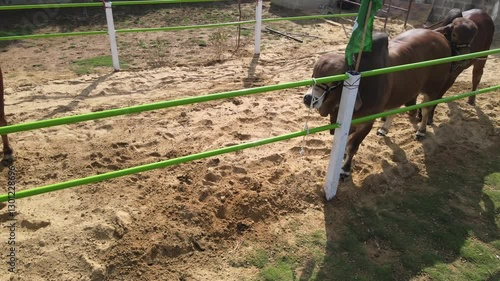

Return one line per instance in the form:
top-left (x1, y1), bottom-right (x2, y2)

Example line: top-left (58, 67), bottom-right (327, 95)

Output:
top-left (435, 25), bottom-right (453, 41)
top-left (354, 94), bottom-right (362, 111)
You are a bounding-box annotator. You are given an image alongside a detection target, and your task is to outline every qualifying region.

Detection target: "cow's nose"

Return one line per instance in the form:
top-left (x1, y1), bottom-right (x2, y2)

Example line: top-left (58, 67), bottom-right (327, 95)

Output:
top-left (303, 94), bottom-right (312, 106)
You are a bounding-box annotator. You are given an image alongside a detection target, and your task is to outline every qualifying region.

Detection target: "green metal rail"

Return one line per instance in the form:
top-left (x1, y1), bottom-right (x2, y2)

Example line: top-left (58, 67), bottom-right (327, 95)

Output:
top-left (0, 48), bottom-right (498, 136)
top-left (0, 0), bottom-right (225, 10)
top-left (1, 84), bottom-right (498, 202)
top-left (0, 14), bottom-right (358, 41)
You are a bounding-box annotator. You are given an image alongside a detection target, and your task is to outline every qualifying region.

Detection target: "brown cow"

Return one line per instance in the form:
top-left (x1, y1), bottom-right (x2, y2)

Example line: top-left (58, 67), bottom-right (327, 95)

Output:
top-left (303, 19), bottom-right (478, 178)
top-left (0, 67), bottom-right (13, 166)
top-left (410, 9), bottom-right (495, 123)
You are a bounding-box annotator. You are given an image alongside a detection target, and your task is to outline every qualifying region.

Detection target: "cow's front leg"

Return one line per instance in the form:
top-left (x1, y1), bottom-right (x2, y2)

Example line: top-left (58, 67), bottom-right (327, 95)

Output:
top-left (340, 122), bottom-right (374, 180)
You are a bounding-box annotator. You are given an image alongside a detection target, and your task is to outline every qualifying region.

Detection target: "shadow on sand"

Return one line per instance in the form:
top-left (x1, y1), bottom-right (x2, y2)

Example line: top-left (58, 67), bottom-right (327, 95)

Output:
top-left (42, 72), bottom-right (116, 119)
top-left (315, 103), bottom-right (499, 280)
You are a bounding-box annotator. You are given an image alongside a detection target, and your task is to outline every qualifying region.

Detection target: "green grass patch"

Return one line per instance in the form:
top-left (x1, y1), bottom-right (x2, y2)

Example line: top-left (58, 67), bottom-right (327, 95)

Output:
top-left (247, 144), bottom-right (500, 280)
top-left (485, 172), bottom-right (500, 188)
top-left (423, 238), bottom-right (500, 281)
top-left (241, 29), bottom-right (252, 37)
top-left (72, 55), bottom-right (128, 75)
top-left (421, 169), bottom-right (500, 281)
top-left (246, 248), bottom-right (269, 269)
top-left (296, 230), bottom-right (326, 248)
top-left (0, 27), bottom-right (32, 37)
top-left (259, 260), bottom-right (295, 281)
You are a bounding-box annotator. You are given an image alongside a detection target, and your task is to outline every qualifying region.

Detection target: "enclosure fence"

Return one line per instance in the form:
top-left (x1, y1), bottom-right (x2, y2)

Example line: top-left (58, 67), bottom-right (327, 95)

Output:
top-left (0, 47), bottom-right (499, 202)
top-left (1, 0), bottom-right (499, 201)
top-left (0, 0), bottom-right (357, 69)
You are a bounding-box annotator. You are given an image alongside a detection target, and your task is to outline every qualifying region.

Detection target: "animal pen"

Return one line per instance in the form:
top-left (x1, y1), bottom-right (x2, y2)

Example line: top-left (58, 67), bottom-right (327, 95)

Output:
top-left (0, 0), bottom-right (499, 202)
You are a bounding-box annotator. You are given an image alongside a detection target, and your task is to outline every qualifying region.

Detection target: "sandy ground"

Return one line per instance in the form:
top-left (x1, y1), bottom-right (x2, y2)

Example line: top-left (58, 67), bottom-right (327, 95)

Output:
top-left (0, 2), bottom-right (499, 281)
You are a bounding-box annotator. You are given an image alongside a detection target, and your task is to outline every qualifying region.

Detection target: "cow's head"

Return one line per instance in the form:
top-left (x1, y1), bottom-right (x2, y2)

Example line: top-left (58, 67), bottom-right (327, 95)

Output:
top-left (303, 32), bottom-right (388, 118)
top-left (435, 17), bottom-right (478, 55)
top-left (303, 53), bottom-right (362, 117)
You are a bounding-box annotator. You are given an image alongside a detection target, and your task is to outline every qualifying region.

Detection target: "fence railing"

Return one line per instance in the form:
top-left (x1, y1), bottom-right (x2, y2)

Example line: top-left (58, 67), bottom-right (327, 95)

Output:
top-left (0, 0), bottom-right (225, 10)
top-left (0, 48), bottom-right (497, 136)
top-left (0, 48), bottom-right (499, 202)
top-left (0, 85), bottom-right (497, 202)
top-left (0, 0), bottom-right (358, 69)
top-left (0, 14), bottom-right (358, 41)
top-left (1, 0), bottom-right (499, 201)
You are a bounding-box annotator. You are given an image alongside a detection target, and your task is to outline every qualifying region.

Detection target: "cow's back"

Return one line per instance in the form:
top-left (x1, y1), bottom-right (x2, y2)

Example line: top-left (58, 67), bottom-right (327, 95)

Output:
top-left (353, 32), bottom-right (390, 117)
top-left (385, 29), bottom-right (451, 109)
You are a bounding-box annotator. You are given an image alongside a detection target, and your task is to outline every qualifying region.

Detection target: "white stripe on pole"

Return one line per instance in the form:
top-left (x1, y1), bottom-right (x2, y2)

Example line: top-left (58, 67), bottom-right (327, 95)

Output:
top-left (324, 72), bottom-right (360, 200)
top-left (254, 0), bottom-right (263, 55)
top-left (104, 1), bottom-right (120, 71)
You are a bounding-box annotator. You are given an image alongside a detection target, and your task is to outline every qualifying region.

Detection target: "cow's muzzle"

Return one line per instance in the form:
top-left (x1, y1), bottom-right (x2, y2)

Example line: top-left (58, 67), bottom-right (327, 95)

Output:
top-left (303, 87), bottom-right (325, 110)
top-left (303, 94), bottom-right (313, 107)
top-left (303, 82), bottom-right (343, 110)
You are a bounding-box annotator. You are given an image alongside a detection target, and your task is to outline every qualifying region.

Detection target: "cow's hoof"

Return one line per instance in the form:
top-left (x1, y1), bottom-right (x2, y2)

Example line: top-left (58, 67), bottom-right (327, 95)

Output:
top-left (377, 128), bottom-right (388, 137)
top-left (340, 169), bottom-right (350, 182)
top-left (415, 131), bottom-right (426, 141)
top-left (340, 173), bottom-right (350, 182)
top-left (467, 96), bottom-right (476, 106)
top-left (1, 155), bottom-right (14, 167)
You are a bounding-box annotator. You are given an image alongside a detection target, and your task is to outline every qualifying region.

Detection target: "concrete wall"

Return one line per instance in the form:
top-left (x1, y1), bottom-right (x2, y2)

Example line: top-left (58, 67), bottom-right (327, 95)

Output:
top-left (430, 0), bottom-right (500, 23)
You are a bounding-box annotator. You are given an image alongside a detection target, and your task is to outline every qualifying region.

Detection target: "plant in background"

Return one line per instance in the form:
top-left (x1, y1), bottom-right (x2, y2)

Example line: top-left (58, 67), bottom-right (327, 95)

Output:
top-left (209, 29), bottom-right (229, 62)
top-left (148, 38), bottom-right (171, 67)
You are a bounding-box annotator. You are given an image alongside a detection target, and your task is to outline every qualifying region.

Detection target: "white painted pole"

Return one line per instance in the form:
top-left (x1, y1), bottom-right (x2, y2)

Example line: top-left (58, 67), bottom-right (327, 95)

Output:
top-left (254, 0), bottom-right (263, 55)
top-left (324, 72), bottom-right (361, 200)
top-left (104, 1), bottom-right (120, 71)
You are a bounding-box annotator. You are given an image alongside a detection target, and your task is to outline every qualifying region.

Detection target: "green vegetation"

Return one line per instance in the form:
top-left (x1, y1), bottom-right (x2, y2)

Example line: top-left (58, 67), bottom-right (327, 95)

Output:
top-left (260, 260), bottom-right (295, 281)
top-left (247, 248), bottom-right (269, 269)
top-left (236, 144), bottom-right (500, 281)
top-left (72, 55), bottom-right (128, 75)
top-left (0, 27), bottom-right (32, 37)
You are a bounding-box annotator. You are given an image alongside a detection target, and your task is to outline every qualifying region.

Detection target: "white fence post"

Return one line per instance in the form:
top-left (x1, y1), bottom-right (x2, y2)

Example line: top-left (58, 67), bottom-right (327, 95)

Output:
top-left (254, 0), bottom-right (263, 55)
top-left (324, 72), bottom-right (361, 200)
top-left (104, 1), bottom-right (120, 71)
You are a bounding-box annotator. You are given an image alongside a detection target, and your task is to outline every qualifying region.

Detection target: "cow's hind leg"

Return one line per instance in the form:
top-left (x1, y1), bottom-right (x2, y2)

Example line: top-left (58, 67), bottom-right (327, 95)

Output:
top-left (377, 115), bottom-right (394, 136)
top-left (469, 59), bottom-right (486, 105)
top-left (405, 98), bottom-right (418, 118)
top-left (383, 100), bottom-right (416, 122)
top-left (341, 122), bottom-right (374, 180)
